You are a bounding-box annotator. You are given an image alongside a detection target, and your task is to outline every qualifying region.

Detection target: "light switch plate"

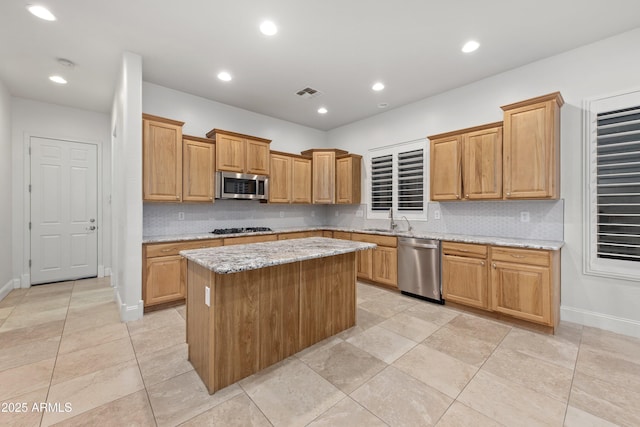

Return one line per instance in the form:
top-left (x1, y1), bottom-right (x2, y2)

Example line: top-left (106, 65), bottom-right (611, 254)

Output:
top-left (434, 210), bottom-right (441, 220)
top-left (178, 212), bottom-right (185, 221)
top-left (205, 286), bottom-right (210, 307)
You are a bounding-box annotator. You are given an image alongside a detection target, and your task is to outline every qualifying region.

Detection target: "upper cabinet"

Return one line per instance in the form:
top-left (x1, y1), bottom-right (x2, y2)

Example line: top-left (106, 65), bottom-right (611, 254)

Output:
top-left (269, 151), bottom-right (312, 204)
top-left (206, 129), bottom-right (271, 175)
top-left (501, 92), bottom-right (563, 200)
top-left (143, 114), bottom-right (185, 202)
top-left (336, 154), bottom-right (362, 204)
top-left (429, 122), bottom-right (502, 201)
top-left (302, 149), bottom-right (346, 204)
top-left (183, 135), bottom-right (215, 202)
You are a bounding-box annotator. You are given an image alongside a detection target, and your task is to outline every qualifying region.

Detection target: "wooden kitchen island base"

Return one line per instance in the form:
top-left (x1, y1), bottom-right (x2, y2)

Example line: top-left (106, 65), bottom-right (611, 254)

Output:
top-left (186, 252), bottom-right (356, 394)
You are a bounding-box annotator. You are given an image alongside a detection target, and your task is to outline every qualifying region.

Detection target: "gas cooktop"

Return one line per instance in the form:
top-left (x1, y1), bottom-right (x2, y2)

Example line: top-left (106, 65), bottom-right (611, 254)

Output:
top-left (210, 227), bottom-right (273, 235)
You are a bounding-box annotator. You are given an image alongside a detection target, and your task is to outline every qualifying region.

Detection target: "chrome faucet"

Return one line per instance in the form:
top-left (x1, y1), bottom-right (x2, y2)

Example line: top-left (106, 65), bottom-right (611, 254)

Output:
top-left (401, 216), bottom-right (413, 232)
top-left (389, 209), bottom-right (398, 231)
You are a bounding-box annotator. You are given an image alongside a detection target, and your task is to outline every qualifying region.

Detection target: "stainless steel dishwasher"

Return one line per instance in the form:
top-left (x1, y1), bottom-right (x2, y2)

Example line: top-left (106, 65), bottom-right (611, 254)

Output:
top-left (397, 237), bottom-right (443, 304)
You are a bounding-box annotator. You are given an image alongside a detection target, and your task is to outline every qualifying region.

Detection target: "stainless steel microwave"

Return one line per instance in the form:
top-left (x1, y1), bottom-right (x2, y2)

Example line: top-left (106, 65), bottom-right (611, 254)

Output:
top-left (215, 171), bottom-right (269, 200)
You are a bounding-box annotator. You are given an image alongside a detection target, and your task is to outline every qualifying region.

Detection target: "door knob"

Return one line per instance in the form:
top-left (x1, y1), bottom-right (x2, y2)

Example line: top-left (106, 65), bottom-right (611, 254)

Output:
top-left (89, 218), bottom-right (95, 223)
top-left (88, 225), bottom-right (96, 231)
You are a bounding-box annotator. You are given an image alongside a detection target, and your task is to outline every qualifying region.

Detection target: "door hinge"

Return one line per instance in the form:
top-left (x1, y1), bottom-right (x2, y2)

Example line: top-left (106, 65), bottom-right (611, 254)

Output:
top-left (28, 184), bottom-right (31, 193)
top-left (28, 147), bottom-right (31, 155)
top-left (29, 259), bottom-right (32, 267)
top-left (29, 222), bottom-right (31, 230)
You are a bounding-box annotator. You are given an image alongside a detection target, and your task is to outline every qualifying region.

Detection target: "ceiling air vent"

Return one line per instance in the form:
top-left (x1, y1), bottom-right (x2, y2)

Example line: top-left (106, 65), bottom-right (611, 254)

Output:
top-left (295, 86), bottom-right (323, 99)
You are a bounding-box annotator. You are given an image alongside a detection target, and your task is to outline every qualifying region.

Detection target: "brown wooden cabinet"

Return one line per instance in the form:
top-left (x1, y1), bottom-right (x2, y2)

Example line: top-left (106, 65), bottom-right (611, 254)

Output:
top-left (278, 231), bottom-right (324, 240)
top-left (442, 241), bottom-right (561, 331)
top-left (206, 129), bottom-right (271, 175)
top-left (143, 239), bottom-right (222, 310)
top-left (351, 233), bottom-right (398, 287)
top-left (223, 234), bottom-right (278, 246)
top-left (429, 122), bottom-right (502, 201)
top-left (182, 135), bottom-right (215, 202)
top-left (442, 242), bottom-right (489, 309)
top-left (301, 149), bottom-right (348, 204)
top-left (490, 246), bottom-right (559, 327)
top-left (501, 92), bottom-right (563, 199)
top-left (336, 154), bottom-right (362, 204)
top-left (142, 114), bottom-right (184, 202)
top-left (269, 151), bottom-right (312, 204)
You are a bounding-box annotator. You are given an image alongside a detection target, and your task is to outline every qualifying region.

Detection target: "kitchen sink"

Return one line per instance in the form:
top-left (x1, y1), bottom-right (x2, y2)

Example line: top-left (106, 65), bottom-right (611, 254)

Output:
top-left (364, 228), bottom-right (393, 233)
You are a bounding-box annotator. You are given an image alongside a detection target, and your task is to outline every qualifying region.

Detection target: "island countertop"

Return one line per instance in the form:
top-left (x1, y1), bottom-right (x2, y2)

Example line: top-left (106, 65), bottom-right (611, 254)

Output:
top-left (180, 237), bottom-right (376, 274)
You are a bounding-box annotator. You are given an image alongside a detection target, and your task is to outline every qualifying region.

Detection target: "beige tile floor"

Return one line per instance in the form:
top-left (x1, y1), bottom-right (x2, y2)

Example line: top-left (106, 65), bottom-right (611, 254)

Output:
top-left (1, 277), bottom-right (639, 426)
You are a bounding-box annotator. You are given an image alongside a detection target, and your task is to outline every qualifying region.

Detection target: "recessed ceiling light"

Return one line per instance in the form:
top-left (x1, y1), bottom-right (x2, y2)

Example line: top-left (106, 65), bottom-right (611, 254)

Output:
top-left (260, 20), bottom-right (278, 36)
top-left (217, 71), bottom-right (232, 82)
top-left (27, 5), bottom-right (56, 21)
top-left (372, 82), bottom-right (385, 91)
top-left (49, 75), bottom-right (67, 84)
top-left (317, 107), bottom-right (328, 114)
top-left (461, 40), bottom-right (480, 53)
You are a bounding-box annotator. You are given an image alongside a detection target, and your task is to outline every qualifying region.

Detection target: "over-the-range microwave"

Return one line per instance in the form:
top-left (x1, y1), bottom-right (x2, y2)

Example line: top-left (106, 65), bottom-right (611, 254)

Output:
top-left (215, 171), bottom-right (269, 200)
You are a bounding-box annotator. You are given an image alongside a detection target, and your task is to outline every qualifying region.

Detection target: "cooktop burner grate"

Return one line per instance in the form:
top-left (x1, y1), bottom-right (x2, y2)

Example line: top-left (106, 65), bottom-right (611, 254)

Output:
top-left (210, 227), bottom-right (273, 235)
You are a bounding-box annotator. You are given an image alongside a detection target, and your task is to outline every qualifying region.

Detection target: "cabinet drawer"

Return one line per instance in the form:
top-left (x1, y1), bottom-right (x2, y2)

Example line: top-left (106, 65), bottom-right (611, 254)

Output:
top-left (491, 246), bottom-right (550, 267)
top-left (223, 234), bottom-right (278, 246)
top-left (351, 233), bottom-right (397, 248)
top-left (442, 242), bottom-right (487, 258)
top-left (278, 231), bottom-right (323, 240)
top-left (332, 231), bottom-right (352, 240)
top-left (146, 239), bottom-right (222, 258)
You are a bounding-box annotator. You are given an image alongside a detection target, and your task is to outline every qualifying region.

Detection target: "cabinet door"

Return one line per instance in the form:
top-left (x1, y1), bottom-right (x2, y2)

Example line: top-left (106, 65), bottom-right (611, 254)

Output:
top-left (356, 249), bottom-right (373, 280)
top-left (490, 261), bottom-right (551, 325)
top-left (216, 133), bottom-right (245, 173)
top-left (442, 254), bottom-right (488, 309)
top-left (183, 138), bottom-right (215, 202)
top-left (463, 126), bottom-right (502, 200)
top-left (503, 99), bottom-right (560, 199)
top-left (430, 136), bottom-right (462, 201)
top-left (372, 247), bottom-right (398, 287)
top-left (246, 139), bottom-right (270, 175)
top-left (291, 157), bottom-right (312, 203)
top-left (336, 155), bottom-right (362, 204)
top-left (269, 153), bottom-right (291, 203)
top-left (312, 151), bottom-right (336, 204)
top-left (143, 118), bottom-right (183, 201)
top-left (144, 255), bottom-right (185, 306)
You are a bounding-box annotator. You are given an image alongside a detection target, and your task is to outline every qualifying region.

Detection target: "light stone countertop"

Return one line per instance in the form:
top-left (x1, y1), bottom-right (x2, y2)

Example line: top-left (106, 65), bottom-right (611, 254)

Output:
top-left (180, 237), bottom-right (376, 274)
top-left (145, 226), bottom-right (564, 250)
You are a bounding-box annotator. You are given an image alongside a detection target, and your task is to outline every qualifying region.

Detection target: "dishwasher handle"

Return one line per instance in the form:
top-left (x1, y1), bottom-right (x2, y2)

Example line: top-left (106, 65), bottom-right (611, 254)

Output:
top-left (400, 243), bottom-right (439, 250)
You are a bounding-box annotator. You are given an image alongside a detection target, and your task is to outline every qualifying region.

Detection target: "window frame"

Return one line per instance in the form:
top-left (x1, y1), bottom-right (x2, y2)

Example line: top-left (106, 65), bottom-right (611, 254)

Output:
top-left (583, 88), bottom-right (640, 282)
top-left (366, 139), bottom-right (429, 221)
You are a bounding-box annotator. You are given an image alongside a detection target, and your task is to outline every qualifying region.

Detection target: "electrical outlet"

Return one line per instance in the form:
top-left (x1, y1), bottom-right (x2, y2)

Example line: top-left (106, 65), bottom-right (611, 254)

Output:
top-left (356, 209), bottom-right (363, 217)
top-left (520, 211), bottom-right (530, 223)
top-left (279, 211), bottom-right (284, 218)
top-left (434, 210), bottom-right (441, 220)
top-left (178, 212), bottom-right (185, 221)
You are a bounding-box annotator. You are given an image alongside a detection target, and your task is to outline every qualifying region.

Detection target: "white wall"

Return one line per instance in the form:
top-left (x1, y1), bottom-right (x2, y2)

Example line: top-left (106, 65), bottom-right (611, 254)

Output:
top-left (142, 82), bottom-right (327, 153)
top-left (0, 79), bottom-right (13, 298)
top-left (10, 98), bottom-right (111, 288)
top-left (111, 52), bottom-right (144, 321)
top-left (328, 28), bottom-right (640, 337)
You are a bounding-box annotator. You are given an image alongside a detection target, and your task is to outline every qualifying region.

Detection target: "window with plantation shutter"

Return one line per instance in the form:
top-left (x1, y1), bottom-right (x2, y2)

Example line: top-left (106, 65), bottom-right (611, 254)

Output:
top-left (368, 140), bottom-right (427, 220)
top-left (585, 90), bottom-right (640, 280)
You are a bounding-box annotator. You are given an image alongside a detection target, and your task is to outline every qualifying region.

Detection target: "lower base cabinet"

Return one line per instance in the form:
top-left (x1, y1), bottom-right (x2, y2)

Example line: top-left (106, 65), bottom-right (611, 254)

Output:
top-left (442, 241), bottom-right (560, 330)
top-left (351, 233), bottom-right (398, 288)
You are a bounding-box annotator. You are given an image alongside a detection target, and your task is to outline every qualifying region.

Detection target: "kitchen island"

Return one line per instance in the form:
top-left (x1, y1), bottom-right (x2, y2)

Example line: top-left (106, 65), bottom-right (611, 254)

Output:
top-left (180, 237), bottom-right (376, 394)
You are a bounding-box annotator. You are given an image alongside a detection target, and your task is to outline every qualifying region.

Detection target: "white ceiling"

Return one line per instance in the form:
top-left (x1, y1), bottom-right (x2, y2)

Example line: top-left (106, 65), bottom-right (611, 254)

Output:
top-left (1, 1), bottom-right (640, 131)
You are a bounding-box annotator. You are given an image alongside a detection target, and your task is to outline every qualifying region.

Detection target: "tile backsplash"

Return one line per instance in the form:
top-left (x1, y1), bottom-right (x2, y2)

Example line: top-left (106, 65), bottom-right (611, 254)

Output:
top-left (145, 199), bottom-right (563, 241)
top-left (143, 200), bottom-right (328, 236)
top-left (327, 200), bottom-right (564, 241)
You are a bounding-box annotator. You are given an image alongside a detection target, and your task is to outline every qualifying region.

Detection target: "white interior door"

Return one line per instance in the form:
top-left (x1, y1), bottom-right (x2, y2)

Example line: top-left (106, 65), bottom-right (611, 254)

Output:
top-left (30, 137), bottom-right (98, 284)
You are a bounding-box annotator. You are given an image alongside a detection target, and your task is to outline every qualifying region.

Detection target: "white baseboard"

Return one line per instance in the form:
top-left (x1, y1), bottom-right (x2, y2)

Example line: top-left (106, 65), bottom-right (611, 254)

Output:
top-left (104, 267), bottom-right (112, 277)
top-left (98, 265), bottom-right (105, 278)
top-left (116, 289), bottom-right (143, 322)
top-left (20, 273), bottom-right (30, 288)
top-left (0, 279), bottom-right (16, 301)
top-left (561, 305), bottom-right (640, 339)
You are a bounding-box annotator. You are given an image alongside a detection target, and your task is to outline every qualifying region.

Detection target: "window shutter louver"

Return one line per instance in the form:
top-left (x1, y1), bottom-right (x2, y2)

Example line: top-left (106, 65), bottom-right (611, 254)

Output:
top-left (397, 149), bottom-right (424, 211)
top-left (371, 154), bottom-right (393, 211)
top-left (596, 105), bottom-right (640, 262)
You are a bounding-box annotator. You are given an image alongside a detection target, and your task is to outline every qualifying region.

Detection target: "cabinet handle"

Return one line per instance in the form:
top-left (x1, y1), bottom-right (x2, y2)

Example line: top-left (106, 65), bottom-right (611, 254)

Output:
top-left (506, 192), bottom-right (511, 197)
top-left (465, 194), bottom-right (469, 198)
top-left (492, 263), bottom-right (496, 269)
top-left (161, 248), bottom-right (172, 253)
top-left (459, 249), bottom-right (469, 252)
top-left (510, 254), bottom-right (526, 258)
top-left (456, 194), bottom-right (460, 199)
top-left (481, 261), bottom-right (485, 266)
top-left (176, 195), bottom-right (180, 200)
